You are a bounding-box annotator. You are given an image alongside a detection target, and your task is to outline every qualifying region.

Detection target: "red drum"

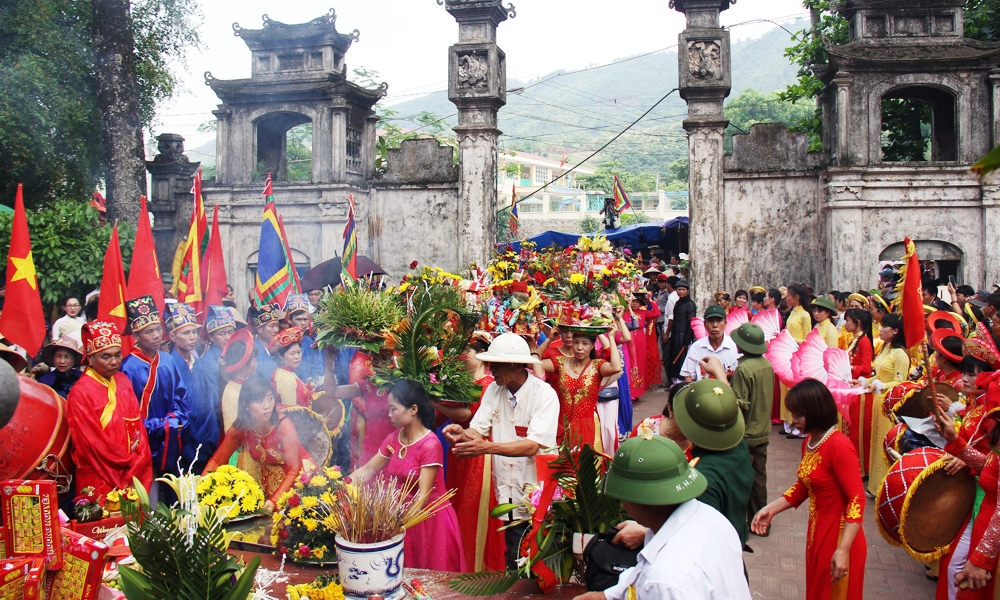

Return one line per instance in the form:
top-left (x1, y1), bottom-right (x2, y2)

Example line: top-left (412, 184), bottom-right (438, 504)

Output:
top-left (876, 447), bottom-right (976, 561)
top-left (0, 376), bottom-right (71, 483)
top-left (883, 381), bottom-right (923, 419)
top-left (883, 422), bottom-right (908, 464)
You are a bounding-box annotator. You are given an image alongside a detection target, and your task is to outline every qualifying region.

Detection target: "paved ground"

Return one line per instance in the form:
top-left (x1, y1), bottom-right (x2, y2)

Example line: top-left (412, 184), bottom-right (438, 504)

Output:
top-left (631, 387), bottom-right (938, 600)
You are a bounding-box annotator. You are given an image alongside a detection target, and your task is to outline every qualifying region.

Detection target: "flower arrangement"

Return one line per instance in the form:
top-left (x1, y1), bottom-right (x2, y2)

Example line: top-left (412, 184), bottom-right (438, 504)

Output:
top-left (314, 286), bottom-right (405, 353)
top-left (318, 473), bottom-right (455, 544)
top-left (576, 234), bottom-right (613, 253)
top-left (105, 486), bottom-right (139, 512)
top-left (73, 486), bottom-right (103, 523)
top-left (287, 575), bottom-right (345, 600)
top-left (270, 465), bottom-right (348, 563)
top-left (196, 465), bottom-right (266, 521)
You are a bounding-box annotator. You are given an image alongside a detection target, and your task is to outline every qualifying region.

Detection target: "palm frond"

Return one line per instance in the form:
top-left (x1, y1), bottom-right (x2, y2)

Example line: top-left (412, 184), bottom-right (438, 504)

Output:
top-left (448, 570), bottom-right (521, 596)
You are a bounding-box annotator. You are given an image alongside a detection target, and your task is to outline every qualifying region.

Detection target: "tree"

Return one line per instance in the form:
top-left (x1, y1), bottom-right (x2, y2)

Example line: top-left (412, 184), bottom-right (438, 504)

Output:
top-left (723, 88), bottom-right (816, 152)
top-left (580, 215), bottom-right (601, 234)
top-left (0, 0), bottom-right (202, 210)
top-left (576, 161), bottom-right (658, 195)
top-left (0, 200), bottom-right (134, 309)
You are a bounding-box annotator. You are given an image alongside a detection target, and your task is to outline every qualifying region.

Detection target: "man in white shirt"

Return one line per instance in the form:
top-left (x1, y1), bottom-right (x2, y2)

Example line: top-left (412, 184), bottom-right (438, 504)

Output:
top-left (443, 333), bottom-right (559, 570)
top-left (573, 435), bottom-right (751, 600)
top-left (680, 304), bottom-right (740, 382)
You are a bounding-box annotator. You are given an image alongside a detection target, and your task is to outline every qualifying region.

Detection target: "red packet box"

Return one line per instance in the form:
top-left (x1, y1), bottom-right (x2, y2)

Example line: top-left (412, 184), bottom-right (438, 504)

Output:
top-left (0, 557), bottom-right (32, 599)
top-left (69, 517), bottom-right (125, 542)
top-left (46, 529), bottom-right (109, 600)
top-left (1, 481), bottom-right (62, 570)
top-left (0, 526), bottom-right (5, 559)
top-left (24, 557), bottom-right (45, 599)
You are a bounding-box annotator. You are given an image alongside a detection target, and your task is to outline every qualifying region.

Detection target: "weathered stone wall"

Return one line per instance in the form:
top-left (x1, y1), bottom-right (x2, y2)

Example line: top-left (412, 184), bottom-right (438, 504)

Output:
top-left (516, 218), bottom-right (583, 240)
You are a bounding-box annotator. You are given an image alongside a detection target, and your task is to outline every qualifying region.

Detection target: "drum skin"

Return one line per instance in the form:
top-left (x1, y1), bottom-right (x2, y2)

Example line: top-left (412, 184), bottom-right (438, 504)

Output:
top-left (884, 422), bottom-right (908, 464)
top-left (884, 381), bottom-right (924, 419)
top-left (876, 446), bottom-right (976, 561)
top-left (0, 375), bottom-right (71, 481)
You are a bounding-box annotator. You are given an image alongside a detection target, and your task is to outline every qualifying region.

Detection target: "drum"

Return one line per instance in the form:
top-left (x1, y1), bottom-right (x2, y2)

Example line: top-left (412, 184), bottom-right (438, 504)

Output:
top-left (282, 405), bottom-right (333, 466)
top-left (876, 447), bottom-right (976, 561)
top-left (0, 376), bottom-right (72, 486)
top-left (883, 381), bottom-right (924, 419)
top-left (883, 422), bottom-right (908, 464)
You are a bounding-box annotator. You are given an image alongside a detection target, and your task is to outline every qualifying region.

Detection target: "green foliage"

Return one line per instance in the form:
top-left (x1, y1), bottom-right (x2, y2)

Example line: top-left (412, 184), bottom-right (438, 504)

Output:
top-left (118, 478), bottom-right (260, 600)
top-left (881, 99), bottom-right (931, 162)
top-left (497, 206), bottom-right (515, 245)
top-left (285, 123), bottom-right (313, 182)
top-left (620, 212), bottom-right (651, 226)
top-left (964, 0), bottom-right (1000, 41)
top-left (448, 571), bottom-right (522, 596)
top-left (0, 0), bottom-right (202, 208)
top-left (0, 200), bottom-right (133, 307)
top-left (577, 161), bottom-right (658, 194)
top-left (313, 286), bottom-right (405, 353)
top-left (580, 215), bottom-right (601, 234)
top-left (724, 88), bottom-right (817, 152)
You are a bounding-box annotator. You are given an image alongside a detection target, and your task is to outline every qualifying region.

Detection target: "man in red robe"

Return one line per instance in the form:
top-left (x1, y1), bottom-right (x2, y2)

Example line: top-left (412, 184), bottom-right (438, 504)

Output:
top-left (66, 321), bottom-right (153, 499)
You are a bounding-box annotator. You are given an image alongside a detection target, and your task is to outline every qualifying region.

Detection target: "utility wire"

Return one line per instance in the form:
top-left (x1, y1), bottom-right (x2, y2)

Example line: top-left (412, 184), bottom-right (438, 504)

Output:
top-left (501, 88), bottom-right (679, 214)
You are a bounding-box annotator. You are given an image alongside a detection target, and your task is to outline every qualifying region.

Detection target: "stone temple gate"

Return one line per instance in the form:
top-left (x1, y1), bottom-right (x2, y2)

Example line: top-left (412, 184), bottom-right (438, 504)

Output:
top-left (146, 3), bottom-right (511, 310)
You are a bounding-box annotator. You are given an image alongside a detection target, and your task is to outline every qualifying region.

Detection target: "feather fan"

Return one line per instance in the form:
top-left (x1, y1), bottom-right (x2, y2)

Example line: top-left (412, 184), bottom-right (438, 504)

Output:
top-left (725, 309), bottom-right (749, 336)
top-left (751, 308), bottom-right (782, 342)
top-left (691, 317), bottom-right (707, 340)
top-left (765, 329), bottom-right (798, 388)
top-left (791, 329), bottom-right (828, 384)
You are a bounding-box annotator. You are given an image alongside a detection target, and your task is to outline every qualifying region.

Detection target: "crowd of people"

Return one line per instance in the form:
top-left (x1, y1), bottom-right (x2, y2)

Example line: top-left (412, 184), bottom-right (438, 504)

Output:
top-left (4, 242), bottom-right (1000, 600)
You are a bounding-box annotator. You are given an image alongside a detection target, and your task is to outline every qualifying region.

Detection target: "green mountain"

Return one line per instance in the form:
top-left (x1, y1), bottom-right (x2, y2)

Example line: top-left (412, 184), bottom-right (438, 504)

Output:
top-left (386, 19), bottom-right (806, 179)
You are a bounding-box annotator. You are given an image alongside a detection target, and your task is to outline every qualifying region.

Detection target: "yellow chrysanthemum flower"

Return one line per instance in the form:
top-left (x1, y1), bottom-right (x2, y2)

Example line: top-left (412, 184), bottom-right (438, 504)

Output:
top-left (302, 496), bottom-right (319, 509)
top-left (569, 273), bottom-right (586, 284)
top-left (309, 475), bottom-right (329, 487)
top-left (303, 518), bottom-right (319, 532)
top-left (287, 506), bottom-right (304, 519)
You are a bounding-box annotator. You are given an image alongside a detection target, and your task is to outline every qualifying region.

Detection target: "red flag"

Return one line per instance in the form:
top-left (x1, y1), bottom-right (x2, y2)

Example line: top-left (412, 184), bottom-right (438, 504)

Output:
top-left (127, 196), bottom-right (165, 314)
top-left (177, 170), bottom-right (208, 305)
top-left (899, 237), bottom-right (924, 349)
top-left (98, 226), bottom-right (132, 355)
top-left (202, 205), bottom-right (229, 311)
top-left (0, 184), bottom-right (46, 356)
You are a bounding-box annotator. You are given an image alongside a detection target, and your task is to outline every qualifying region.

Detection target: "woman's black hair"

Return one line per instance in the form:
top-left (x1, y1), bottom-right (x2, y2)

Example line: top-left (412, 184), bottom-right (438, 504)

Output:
top-left (389, 380), bottom-right (436, 429)
top-left (751, 292), bottom-right (765, 305)
top-left (880, 314), bottom-right (907, 349)
top-left (961, 356), bottom-right (992, 375)
top-left (836, 291), bottom-right (851, 305)
top-left (845, 308), bottom-right (873, 346)
top-left (767, 288), bottom-right (782, 306)
top-left (275, 341), bottom-right (301, 359)
top-left (787, 284), bottom-right (807, 303)
top-left (938, 336), bottom-right (964, 367)
top-left (664, 382), bottom-right (690, 417)
top-left (469, 337), bottom-right (490, 354)
top-left (785, 378), bottom-right (839, 433)
top-left (734, 289), bottom-right (748, 300)
top-left (572, 333), bottom-right (600, 360)
top-left (233, 376), bottom-right (277, 430)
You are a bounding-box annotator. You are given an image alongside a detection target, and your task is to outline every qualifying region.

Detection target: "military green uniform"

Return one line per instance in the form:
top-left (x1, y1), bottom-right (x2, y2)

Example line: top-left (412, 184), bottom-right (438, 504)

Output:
top-left (691, 440), bottom-right (754, 544)
top-left (729, 324), bottom-right (775, 522)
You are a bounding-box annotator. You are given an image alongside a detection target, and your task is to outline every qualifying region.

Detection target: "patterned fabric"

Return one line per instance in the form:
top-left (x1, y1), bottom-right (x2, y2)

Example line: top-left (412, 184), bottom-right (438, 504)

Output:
top-left (125, 295), bottom-right (160, 332)
top-left (284, 293), bottom-right (311, 317)
top-left (164, 302), bottom-right (199, 334)
top-left (248, 302), bottom-right (282, 329)
top-left (205, 305), bottom-right (237, 334)
top-left (965, 322), bottom-right (1000, 370)
top-left (269, 325), bottom-right (305, 354)
top-left (82, 321), bottom-right (122, 356)
top-left (551, 355), bottom-right (606, 449)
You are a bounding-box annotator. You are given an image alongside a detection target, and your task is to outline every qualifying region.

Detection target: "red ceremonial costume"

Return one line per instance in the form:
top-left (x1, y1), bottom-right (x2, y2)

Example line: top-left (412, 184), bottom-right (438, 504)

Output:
top-left (446, 376), bottom-right (506, 572)
top-left (629, 303), bottom-right (660, 395)
top-left (208, 412), bottom-right (312, 505)
top-left (272, 366), bottom-right (314, 408)
top-left (66, 322), bottom-right (155, 499)
top-left (783, 431), bottom-right (867, 600)
top-left (551, 355), bottom-right (607, 450)
top-left (348, 352), bottom-right (395, 469)
top-left (845, 333), bottom-right (874, 475)
top-left (541, 341), bottom-right (569, 388)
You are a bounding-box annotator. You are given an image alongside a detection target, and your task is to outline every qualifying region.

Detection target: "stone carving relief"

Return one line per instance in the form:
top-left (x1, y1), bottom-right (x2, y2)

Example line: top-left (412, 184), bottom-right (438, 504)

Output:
top-left (318, 202), bottom-right (341, 218)
top-left (152, 134), bottom-right (189, 164)
top-left (688, 41), bottom-right (722, 81)
top-left (457, 53), bottom-right (489, 90)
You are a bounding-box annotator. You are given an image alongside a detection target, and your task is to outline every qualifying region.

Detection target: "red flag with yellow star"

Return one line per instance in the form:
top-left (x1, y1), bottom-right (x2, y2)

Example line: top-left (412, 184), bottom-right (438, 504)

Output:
top-left (0, 184), bottom-right (45, 356)
top-left (98, 225), bottom-right (131, 354)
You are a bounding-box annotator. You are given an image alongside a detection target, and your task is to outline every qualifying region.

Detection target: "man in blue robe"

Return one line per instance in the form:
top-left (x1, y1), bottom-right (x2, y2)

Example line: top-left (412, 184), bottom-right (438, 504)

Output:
top-left (285, 294), bottom-right (324, 381)
top-left (120, 295), bottom-right (190, 502)
top-left (194, 305), bottom-right (239, 435)
top-left (248, 302), bottom-right (281, 380)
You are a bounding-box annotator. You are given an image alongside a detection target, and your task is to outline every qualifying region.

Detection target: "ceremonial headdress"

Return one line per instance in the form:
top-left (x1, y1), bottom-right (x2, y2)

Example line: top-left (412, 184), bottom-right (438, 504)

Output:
top-left (931, 329), bottom-right (964, 364)
top-left (269, 326), bottom-right (305, 354)
top-left (41, 335), bottom-right (84, 368)
top-left (847, 293), bottom-right (869, 308)
top-left (871, 294), bottom-right (891, 314)
top-left (248, 303), bottom-right (282, 329)
top-left (205, 305), bottom-right (238, 334)
top-left (964, 322), bottom-right (1000, 370)
top-left (222, 328), bottom-right (255, 374)
top-left (125, 295), bottom-right (161, 333)
top-left (964, 303), bottom-right (981, 327)
top-left (285, 294), bottom-right (311, 318)
top-left (927, 310), bottom-right (965, 335)
top-left (164, 302), bottom-right (199, 334)
top-left (82, 321), bottom-right (122, 357)
top-left (749, 286), bottom-right (767, 295)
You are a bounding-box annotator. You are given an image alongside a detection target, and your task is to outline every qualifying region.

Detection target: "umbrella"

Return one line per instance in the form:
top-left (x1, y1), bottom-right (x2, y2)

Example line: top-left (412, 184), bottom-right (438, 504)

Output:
top-left (300, 255), bottom-right (386, 291)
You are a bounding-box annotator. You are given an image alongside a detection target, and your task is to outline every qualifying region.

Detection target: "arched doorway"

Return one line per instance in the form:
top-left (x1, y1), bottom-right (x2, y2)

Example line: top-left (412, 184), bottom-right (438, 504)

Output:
top-left (879, 240), bottom-right (963, 283)
top-left (254, 112), bottom-right (313, 182)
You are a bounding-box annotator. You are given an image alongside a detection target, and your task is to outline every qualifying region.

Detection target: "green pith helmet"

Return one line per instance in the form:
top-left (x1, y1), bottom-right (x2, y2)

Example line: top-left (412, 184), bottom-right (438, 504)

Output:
top-left (731, 322), bottom-right (767, 355)
top-left (811, 296), bottom-right (837, 313)
top-left (604, 435), bottom-right (706, 505)
top-left (672, 379), bottom-right (745, 451)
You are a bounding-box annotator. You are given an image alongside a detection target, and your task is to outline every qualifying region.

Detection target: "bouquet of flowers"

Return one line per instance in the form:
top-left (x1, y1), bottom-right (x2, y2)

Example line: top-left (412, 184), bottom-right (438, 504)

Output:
top-left (479, 279), bottom-right (546, 335)
top-left (270, 465), bottom-right (348, 563)
top-left (105, 486), bottom-right (139, 512)
top-left (73, 486), bottom-right (103, 523)
top-left (196, 465), bottom-right (266, 521)
top-left (576, 234), bottom-right (613, 252)
top-left (287, 575), bottom-right (345, 600)
top-left (314, 286), bottom-right (405, 353)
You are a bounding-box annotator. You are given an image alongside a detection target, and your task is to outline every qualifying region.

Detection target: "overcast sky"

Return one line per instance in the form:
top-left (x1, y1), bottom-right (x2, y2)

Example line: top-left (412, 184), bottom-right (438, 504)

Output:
top-left (154, 0), bottom-right (808, 154)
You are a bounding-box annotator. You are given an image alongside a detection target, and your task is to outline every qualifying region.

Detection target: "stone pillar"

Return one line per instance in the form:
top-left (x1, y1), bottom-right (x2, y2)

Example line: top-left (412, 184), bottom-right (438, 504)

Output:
top-left (145, 133), bottom-right (200, 276)
top-left (673, 0), bottom-right (731, 310)
top-left (832, 71), bottom-right (853, 165)
top-left (444, 0), bottom-right (512, 269)
top-left (990, 68), bottom-right (1000, 147)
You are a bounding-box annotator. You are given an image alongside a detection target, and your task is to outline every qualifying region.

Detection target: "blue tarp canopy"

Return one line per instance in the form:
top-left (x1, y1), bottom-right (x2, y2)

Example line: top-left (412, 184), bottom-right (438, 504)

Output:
top-left (510, 218), bottom-right (689, 252)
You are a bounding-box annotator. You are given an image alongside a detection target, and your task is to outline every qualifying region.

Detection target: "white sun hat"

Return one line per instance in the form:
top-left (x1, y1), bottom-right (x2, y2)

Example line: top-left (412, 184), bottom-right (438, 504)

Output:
top-left (475, 332), bottom-right (542, 365)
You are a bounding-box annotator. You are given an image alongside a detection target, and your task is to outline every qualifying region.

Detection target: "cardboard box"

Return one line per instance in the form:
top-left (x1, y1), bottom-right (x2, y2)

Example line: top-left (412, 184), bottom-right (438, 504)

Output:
top-left (46, 529), bottom-right (109, 600)
top-left (1, 481), bottom-right (62, 570)
top-left (24, 557), bottom-right (45, 599)
top-left (68, 517), bottom-right (125, 543)
top-left (0, 557), bottom-right (32, 600)
top-left (0, 526), bottom-right (5, 559)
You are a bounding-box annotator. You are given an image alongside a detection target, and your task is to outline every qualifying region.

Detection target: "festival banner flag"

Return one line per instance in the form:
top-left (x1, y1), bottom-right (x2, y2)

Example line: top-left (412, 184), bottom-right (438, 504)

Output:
top-left (277, 214), bottom-right (302, 295)
top-left (201, 205), bottom-right (229, 311)
top-left (341, 193), bottom-right (358, 285)
top-left (898, 237), bottom-right (925, 350)
top-left (127, 196), bottom-right (165, 314)
top-left (254, 173), bottom-right (297, 307)
top-left (508, 184), bottom-right (520, 237)
top-left (176, 170), bottom-right (209, 304)
top-left (98, 226), bottom-right (132, 355)
top-left (612, 174), bottom-right (631, 212)
top-left (0, 184), bottom-right (46, 356)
